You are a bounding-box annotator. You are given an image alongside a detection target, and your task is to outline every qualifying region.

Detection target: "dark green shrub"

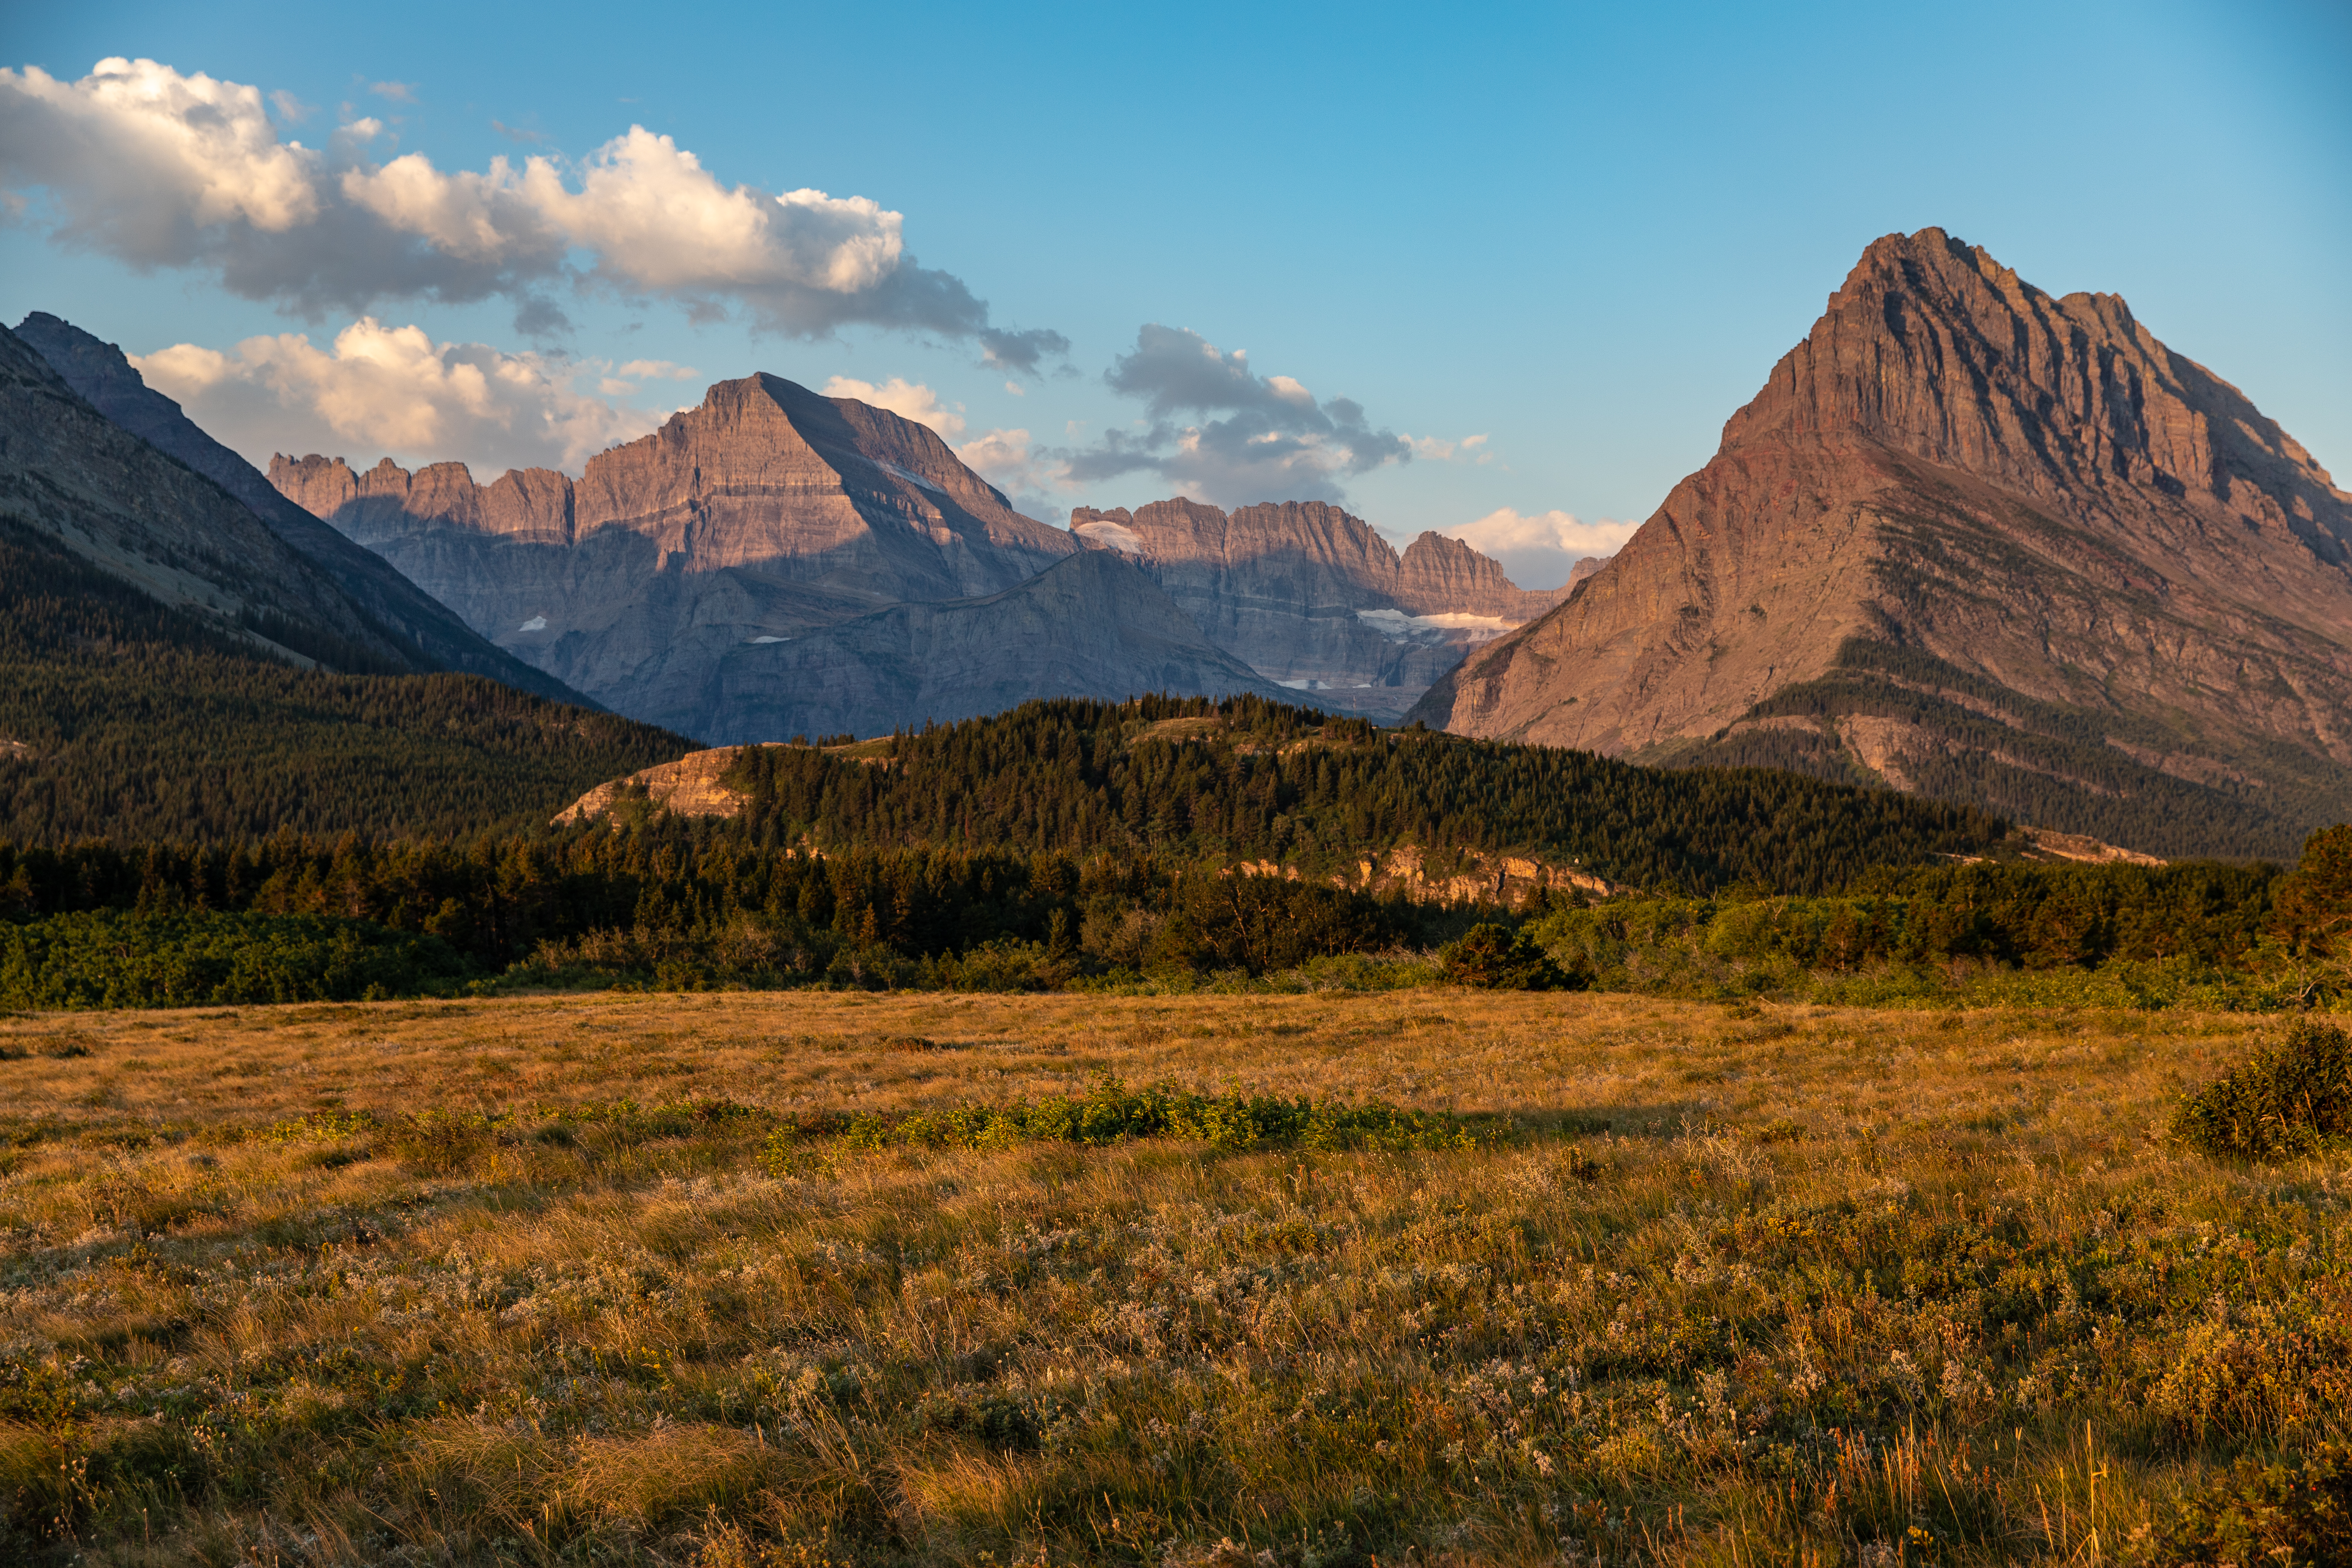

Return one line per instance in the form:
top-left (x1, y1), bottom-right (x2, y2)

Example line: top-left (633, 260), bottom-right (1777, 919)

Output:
top-left (1439, 922), bottom-right (1571, 990)
top-left (2173, 1019), bottom-right (2352, 1158)
top-left (2158, 1444), bottom-right (2351, 1565)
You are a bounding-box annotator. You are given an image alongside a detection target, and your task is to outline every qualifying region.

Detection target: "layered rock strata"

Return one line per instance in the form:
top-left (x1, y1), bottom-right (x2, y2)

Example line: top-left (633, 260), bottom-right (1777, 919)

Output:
top-left (1409, 228), bottom-right (2352, 858)
top-left (1071, 498), bottom-right (1568, 718)
top-left (271, 374), bottom-right (1084, 737)
top-left (695, 551), bottom-right (1287, 744)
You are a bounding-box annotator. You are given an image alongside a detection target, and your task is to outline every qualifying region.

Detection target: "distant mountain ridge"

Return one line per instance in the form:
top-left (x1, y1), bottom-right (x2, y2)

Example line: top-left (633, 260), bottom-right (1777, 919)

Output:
top-left (268, 374), bottom-right (1568, 739)
top-left (1408, 227), bottom-right (2352, 858)
top-left (13, 312), bottom-right (586, 705)
top-left (269, 372), bottom-right (1094, 739)
top-left (1073, 498), bottom-right (1570, 718)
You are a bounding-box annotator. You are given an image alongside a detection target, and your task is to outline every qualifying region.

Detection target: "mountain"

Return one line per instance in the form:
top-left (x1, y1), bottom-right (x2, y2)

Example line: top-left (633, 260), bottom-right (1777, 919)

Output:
top-left (676, 550), bottom-right (1280, 742)
top-left (1407, 228), bottom-right (2352, 859)
top-left (0, 324), bottom-right (693, 842)
top-left (267, 373), bottom-right (1156, 737)
top-left (1071, 498), bottom-right (1568, 718)
top-left (0, 323), bottom-right (415, 674)
top-left (12, 312), bottom-right (590, 706)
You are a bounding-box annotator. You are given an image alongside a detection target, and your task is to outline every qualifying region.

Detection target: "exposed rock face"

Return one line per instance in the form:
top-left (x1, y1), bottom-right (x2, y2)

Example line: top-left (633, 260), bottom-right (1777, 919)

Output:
top-left (1409, 228), bottom-right (2352, 858)
top-left (271, 374), bottom-right (1083, 737)
top-left (14, 312), bottom-right (585, 703)
top-left (694, 550), bottom-right (1286, 743)
top-left (1070, 498), bottom-right (1566, 718)
top-left (0, 325), bottom-right (420, 672)
top-left (554, 744), bottom-right (767, 824)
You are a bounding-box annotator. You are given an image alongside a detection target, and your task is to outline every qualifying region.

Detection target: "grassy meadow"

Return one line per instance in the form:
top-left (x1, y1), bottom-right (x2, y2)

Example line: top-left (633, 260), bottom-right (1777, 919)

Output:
top-left (2, 989), bottom-right (2346, 1565)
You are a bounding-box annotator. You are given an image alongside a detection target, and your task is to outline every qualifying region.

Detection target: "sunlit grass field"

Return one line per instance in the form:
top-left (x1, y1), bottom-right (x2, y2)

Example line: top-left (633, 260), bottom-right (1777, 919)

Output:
top-left (2, 989), bottom-right (2345, 1565)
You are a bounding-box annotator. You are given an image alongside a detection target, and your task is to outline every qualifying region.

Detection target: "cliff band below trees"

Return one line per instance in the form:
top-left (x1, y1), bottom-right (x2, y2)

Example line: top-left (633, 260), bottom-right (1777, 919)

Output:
top-left (1407, 227), bottom-right (2352, 859)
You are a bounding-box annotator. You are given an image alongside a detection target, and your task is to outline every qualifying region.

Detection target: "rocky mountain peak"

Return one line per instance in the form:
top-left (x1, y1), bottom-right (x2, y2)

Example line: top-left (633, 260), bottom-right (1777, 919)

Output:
top-left (1409, 229), bottom-right (2352, 858)
top-left (1721, 227), bottom-right (2348, 562)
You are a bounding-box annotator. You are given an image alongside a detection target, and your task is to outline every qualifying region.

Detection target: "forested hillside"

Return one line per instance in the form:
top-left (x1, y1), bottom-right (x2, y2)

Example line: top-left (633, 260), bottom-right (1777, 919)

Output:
top-left (0, 517), bottom-right (693, 842)
top-left (714, 694), bottom-right (2011, 894)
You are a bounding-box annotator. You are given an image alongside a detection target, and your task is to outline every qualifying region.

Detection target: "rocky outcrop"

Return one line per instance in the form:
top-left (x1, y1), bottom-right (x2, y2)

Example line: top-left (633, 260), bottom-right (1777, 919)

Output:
top-left (553, 744), bottom-right (769, 824)
top-left (1409, 228), bottom-right (2352, 859)
top-left (0, 325), bottom-right (421, 672)
top-left (1070, 498), bottom-right (1567, 718)
top-left (694, 550), bottom-right (1287, 743)
top-left (271, 374), bottom-right (1083, 737)
top-left (13, 312), bottom-right (587, 704)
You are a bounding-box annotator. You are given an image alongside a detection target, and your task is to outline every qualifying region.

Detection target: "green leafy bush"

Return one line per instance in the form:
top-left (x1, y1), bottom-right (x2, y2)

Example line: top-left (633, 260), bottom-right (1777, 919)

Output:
top-left (0, 909), bottom-right (472, 1008)
top-left (2157, 1444), bottom-right (2352, 1565)
top-left (2172, 1019), bottom-right (2352, 1158)
top-left (1439, 922), bottom-right (1570, 989)
top-left (763, 1075), bottom-right (1503, 1171)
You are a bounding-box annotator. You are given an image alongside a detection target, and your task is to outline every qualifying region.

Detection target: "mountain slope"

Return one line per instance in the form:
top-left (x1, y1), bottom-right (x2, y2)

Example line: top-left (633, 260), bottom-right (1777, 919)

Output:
top-left (696, 550), bottom-right (1289, 742)
top-left (0, 325), bottom-right (422, 674)
top-left (1071, 498), bottom-right (1568, 718)
top-left (12, 312), bottom-right (593, 706)
top-left (0, 322), bottom-right (692, 841)
top-left (269, 373), bottom-right (1083, 736)
top-left (0, 508), bottom-right (692, 844)
top-left (1408, 228), bottom-right (2352, 859)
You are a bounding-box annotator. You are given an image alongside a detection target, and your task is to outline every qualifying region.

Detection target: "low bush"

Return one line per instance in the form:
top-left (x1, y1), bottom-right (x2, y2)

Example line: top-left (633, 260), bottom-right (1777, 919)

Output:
top-left (1440, 922), bottom-right (1571, 989)
top-left (2172, 1019), bottom-right (2352, 1158)
top-left (2157, 1443), bottom-right (2352, 1565)
top-left (763, 1074), bottom-right (1505, 1170)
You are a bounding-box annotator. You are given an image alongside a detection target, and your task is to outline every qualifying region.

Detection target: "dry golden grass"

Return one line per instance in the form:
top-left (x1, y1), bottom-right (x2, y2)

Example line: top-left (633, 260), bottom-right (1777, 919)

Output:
top-left (1, 989), bottom-right (2346, 1566)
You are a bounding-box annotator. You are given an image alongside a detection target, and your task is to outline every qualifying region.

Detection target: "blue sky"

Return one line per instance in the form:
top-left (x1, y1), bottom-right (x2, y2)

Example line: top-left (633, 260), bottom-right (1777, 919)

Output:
top-left (3, 0), bottom-right (2346, 585)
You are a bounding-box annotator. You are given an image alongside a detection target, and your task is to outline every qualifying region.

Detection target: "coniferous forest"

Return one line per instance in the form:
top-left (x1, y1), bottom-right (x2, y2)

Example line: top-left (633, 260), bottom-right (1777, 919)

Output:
top-left (0, 516), bottom-right (694, 842)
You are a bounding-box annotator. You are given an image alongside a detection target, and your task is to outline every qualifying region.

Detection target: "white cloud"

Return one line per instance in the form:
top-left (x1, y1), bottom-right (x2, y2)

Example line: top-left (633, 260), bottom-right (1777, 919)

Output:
top-left (615, 358), bottom-right (697, 380)
top-left (368, 81), bottom-right (418, 104)
top-left (0, 57), bottom-right (1061, 354)
top-left (1444, 507), bottom-right (1640, 591)
top-left (822, 375), bottom-right (964, 439)
top-left (1406, 432), bottom-right (1490, 462)
top-left (956, 427), bottom-right (1061, 519)
top-left (132, 317), bottom-right (663, 476)
top-left (0, 57), bottom-right (322, 256)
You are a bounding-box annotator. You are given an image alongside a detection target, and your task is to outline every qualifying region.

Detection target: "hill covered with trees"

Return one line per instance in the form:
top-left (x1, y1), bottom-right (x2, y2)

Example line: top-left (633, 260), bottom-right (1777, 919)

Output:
top-left (0, 516), bottom-right (694, 843)
top-left (714, 694), bottom-right (2011, 895)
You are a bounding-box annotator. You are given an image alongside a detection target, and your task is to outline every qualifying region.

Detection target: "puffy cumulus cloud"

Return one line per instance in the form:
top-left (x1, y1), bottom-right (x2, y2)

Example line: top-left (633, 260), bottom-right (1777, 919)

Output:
top-left (955, 427), bottom-right (1059, 518)
top-left (0, 57), bottom-right (321, 259)
top-left (1061, 325), bottom-right (1411, 506)
top-left (821, 375), bottom-right (964, 439)
top-left (1443, 507), bottom-right (1642, 590)
top-left (0, 57), bottom-right (1064, 354)
top-left (132, 317), bottom-right (665, 477)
